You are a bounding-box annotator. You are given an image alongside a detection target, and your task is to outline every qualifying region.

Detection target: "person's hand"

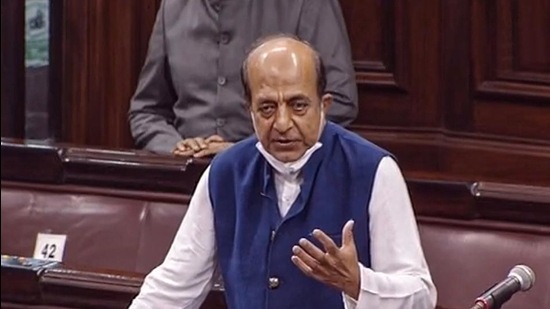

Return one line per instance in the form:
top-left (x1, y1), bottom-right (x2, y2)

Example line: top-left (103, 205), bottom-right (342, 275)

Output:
top-left (291, 220), bottom-right (360, 299)
top-left (173, 135), bottom-right (233, 158)
top-left (192, 135), bottom-right (233, 157)
top-left (173, 137), bottom-right (208, 157)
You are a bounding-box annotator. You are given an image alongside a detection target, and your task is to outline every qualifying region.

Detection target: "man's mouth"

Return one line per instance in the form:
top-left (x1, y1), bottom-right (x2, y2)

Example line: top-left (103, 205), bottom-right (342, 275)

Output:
top-left (273, 139), bottom-right (298, 147)
top-left (276, 139), bottom-right (292, 144)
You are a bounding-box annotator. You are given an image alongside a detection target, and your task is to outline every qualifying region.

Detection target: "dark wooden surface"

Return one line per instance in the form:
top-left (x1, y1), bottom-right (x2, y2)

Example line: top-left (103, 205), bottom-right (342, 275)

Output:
top-left (3, 138), bottom-right (549, 225)
top-left (0, 0), bottom-right (25, 138)
top-left (1, 257), bottom-right (225, 309)
top-left (1, 0), bottom-right (548, 188)
top-left (59, 0), bottom-right (161, 148)
top-left (55, 0), bottom-right (550, 187)
top-left (1, 138), bottom-right (208, 194)
top-left (340, 0), bottom-right (550, 187)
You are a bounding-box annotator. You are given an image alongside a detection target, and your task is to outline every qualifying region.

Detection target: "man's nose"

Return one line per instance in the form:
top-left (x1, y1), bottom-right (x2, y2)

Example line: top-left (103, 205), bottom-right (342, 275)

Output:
top-left (273, 105), bottom-right (293, 133)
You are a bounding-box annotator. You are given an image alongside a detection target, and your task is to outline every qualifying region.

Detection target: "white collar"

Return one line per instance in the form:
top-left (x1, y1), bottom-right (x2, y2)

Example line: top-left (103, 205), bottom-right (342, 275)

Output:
top-left (255, 142), bottom-right (323, 176)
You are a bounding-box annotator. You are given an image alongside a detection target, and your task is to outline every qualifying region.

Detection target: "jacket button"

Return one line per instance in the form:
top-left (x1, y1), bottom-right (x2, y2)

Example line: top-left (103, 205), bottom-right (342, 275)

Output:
top-left (220, 33), bottom-right (230, 44)
top-left (268, 277), bottom-right (280, 289)
top-left (216, 118), bottom-right (226, 127)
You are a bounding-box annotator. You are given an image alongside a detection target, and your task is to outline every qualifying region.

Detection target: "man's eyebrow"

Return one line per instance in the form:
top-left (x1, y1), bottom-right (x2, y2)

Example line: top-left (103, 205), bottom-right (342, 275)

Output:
top-left (256, 94), bottom-right (277, 102)
top-left (287, 94), bottom-right (310, 102)
top-left (257, 98), bottom-right (277, 104)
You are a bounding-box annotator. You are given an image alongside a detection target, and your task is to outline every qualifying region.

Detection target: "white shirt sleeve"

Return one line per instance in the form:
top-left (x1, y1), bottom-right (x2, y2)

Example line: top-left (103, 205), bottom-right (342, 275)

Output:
top-left (343, 156), bottom-right (437, 309)
top-left (129, 166), bottom-right (217, 309)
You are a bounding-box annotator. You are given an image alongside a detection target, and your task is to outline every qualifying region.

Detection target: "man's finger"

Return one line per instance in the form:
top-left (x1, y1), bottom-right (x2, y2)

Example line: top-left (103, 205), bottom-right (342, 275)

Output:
top-left (184, 138), bottom-right (201, 151)
top-left (291, 255), bottom-right (314, 276)
top-left (292, 244), bottom-right (322, 271)
top-left (173, 149), bottom-right (196, 157)
top-left (312, 229), bottom-right (339, 255)
top-left (206, 135), bottom-right (224, 143)
top-left (291, 255), bottom-right (328, 285)
top-left (193, 148), bottom-right (214, 158)
top-left (194, 137), bottom-right (208, 150)
top-left (174, 140), bottom-right (188, 152)
top-left (195, 142), bottom-right (234, 157)
top-left (177, 137), bottom-right (208, 151)
top-left (342, 220), bottom-right (355, 248)
top-left (193, 142), bottom-right (224, 158)
top-left (297, 238), bottom-right (325, 261)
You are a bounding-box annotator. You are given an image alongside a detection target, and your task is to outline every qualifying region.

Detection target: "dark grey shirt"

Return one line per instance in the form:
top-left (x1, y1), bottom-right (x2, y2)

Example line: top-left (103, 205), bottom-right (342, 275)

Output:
top-left (129, 0), bottom-right (358, 154)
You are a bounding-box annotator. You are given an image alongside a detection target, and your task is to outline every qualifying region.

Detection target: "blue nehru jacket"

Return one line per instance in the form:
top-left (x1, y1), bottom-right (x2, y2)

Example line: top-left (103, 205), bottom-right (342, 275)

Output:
top-left (208, 122), bottom-right (390, 309)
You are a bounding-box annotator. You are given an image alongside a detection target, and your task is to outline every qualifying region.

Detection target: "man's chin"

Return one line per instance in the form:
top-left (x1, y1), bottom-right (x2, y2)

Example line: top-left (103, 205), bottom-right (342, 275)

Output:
top-left (270, 150), bottom-right (305, 163)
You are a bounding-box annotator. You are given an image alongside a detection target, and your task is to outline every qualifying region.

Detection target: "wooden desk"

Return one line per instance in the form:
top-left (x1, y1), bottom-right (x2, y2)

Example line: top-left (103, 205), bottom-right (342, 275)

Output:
top-left (1, 256), bottom-right (226, 309)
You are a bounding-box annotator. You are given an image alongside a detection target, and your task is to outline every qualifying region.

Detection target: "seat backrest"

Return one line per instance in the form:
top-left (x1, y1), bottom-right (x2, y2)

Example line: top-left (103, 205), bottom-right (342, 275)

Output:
top-left (1, 182), bottom-right (188, 274)
top-left (418, 218), bottom-right (550, 309)
top-left (3, 182), bottom-right (549, 309)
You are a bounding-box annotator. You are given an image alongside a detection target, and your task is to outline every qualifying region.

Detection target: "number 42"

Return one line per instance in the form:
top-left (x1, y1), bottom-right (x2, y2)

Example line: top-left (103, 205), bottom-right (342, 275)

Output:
top-left (41, 243), bottom-right (57, 259)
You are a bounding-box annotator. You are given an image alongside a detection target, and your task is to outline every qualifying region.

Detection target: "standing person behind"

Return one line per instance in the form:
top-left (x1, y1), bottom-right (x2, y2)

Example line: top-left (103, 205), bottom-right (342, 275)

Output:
top-left (128, 0), bottom-right (358, 157)
top-left (129, 35), bottom-right (437, 309)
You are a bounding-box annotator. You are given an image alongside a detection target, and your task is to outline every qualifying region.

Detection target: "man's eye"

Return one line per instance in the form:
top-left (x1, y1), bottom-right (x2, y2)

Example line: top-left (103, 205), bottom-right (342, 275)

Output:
top-left (292, 101), bottom-right (308, 111)
top-left (259, 105), bottom-right (276, 115)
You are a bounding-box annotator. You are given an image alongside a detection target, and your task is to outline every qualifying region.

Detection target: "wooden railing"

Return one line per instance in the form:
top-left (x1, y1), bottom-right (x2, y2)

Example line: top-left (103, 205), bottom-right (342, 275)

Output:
top-left (3, 138), bottom-right (549, 225)
top-left (1, 256), bottom-right (226, 309)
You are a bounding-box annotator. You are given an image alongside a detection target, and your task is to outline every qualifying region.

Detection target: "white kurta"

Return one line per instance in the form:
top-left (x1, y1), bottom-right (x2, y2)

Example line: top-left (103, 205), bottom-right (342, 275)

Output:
top-left (130, 143), bottom-right (437, 309)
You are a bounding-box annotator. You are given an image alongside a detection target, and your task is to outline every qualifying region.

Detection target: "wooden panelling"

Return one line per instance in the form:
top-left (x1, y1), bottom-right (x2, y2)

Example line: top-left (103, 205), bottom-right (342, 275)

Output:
top-left (49, 0), bottom-right (64, 140)
top-left (0, 1), bottom-right (25, 138)
top-left (440, 0), bottom-right (473, 132)
top-left (513, 1), bottom-right (550, 74)
top-left (339, 0), bottom-right (408, 92)
top-left (15, 0), bottom-right (547, 192)
top-left (471, 0), bottom-right (550, 139)
top-left (343, 0), bottom-right (441, 128)
top-left (344, 0), bottom-right (550, 186)
top-left (472, 0), bottom-right (550, 101)
top-left (473, 100), bottom-right (550, 139)
top-left (60, 0), bottom-right (160, 149)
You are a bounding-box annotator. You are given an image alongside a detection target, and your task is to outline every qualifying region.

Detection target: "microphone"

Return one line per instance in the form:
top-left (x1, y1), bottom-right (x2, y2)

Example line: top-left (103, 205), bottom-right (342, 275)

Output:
top-left (470, 265), bottom-right (535, 309)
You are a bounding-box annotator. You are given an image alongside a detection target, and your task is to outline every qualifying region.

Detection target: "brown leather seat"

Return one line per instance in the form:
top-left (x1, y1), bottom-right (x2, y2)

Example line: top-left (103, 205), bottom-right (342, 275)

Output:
top-left (1, 183), bottom-right (188, 274)
top-left (419, 217), bottom-right (550, 309)
top-left (2, 182), bottom-right (549, 309)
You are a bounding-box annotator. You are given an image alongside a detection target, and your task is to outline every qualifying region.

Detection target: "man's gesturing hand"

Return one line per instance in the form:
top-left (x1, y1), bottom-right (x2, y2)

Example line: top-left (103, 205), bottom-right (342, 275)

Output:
top-left (291, 220), bottom-right (360, 299)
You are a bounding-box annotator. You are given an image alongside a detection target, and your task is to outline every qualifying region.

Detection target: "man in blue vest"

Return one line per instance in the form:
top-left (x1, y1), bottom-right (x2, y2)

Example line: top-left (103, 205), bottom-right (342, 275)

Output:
top-left (130, 35), bottom-right (437, 309)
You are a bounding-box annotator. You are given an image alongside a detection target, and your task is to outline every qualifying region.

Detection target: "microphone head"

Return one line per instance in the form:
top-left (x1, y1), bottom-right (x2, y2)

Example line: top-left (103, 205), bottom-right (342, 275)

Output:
top-left (509, 265), bottom-right (535, 291)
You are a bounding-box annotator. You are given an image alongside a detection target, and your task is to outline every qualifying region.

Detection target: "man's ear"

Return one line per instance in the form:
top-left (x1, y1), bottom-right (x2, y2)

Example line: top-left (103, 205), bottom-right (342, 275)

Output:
top-left (321, 93), bottom-right (333, 113)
